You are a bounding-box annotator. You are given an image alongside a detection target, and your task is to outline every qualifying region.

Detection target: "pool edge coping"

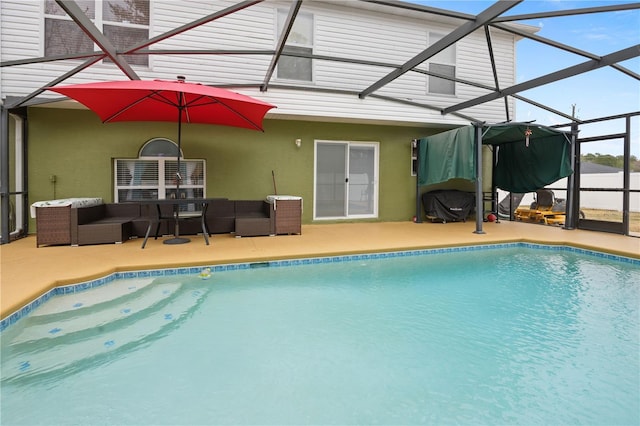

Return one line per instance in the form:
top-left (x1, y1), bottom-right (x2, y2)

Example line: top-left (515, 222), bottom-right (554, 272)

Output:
top-left (2, 241), bottom-right (638, 332)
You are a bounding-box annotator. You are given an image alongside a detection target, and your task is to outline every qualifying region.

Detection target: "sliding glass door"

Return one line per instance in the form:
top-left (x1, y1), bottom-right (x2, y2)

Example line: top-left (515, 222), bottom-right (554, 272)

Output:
top-left (314, 141), bottom-right (378, 219)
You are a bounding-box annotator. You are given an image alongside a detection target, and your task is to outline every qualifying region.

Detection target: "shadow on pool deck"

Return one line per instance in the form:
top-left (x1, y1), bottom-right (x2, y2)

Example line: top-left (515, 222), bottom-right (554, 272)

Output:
top-left (1, 220), bottom-right (638, 318)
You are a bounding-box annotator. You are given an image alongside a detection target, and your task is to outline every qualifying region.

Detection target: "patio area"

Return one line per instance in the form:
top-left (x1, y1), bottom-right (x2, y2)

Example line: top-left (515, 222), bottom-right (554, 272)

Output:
top-left (1, 220), bottom-right (638, 320)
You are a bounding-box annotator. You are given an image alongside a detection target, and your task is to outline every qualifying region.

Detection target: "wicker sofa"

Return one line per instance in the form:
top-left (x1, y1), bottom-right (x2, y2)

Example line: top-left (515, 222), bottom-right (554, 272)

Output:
top-left (35, 198), bottom-right (277, 246)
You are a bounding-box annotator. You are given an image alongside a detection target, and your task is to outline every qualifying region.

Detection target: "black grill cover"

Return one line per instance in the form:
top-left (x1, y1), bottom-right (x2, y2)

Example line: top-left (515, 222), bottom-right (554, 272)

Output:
top-left (422, 190), bottom-right (475, 222)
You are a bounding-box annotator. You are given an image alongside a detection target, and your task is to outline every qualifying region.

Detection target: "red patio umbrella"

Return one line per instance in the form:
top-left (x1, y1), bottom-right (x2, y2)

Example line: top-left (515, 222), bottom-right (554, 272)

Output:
top-left (46, 76), bottom-right (276, 244)
top-left (47, 76), bottom-right (275, 130)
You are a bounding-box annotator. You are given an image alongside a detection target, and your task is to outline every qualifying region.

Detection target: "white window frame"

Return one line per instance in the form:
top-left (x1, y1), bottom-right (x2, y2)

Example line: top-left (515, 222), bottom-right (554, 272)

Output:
top-left (114, 158), bottom-right (207, 202)
top-left (411, 139), bottom-right (418, 176)
top-left (43, 0), bottom-right (149, 66)
top-left (427, 32), bottom-right (456, 96)
top-left (113, 139), bottom-right (206, 202)
top-left (275, 9), bottom-right (314, 82)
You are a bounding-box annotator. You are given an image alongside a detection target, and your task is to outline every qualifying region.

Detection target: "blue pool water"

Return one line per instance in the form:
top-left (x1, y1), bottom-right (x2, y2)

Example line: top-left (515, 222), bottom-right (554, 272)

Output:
top-left (1, 245), bottom-right (639, 425)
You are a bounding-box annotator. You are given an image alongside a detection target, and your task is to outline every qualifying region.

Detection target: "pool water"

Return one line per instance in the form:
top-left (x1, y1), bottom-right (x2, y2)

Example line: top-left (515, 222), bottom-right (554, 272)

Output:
top-left (1, 246), bottom-right (639, 425)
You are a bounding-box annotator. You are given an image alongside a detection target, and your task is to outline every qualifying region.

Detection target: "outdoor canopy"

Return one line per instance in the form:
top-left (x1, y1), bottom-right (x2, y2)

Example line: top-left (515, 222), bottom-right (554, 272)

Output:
top-left (415, 122), bottom-right (574, 234)
top-left (417, 123), bottom-right (573, 193)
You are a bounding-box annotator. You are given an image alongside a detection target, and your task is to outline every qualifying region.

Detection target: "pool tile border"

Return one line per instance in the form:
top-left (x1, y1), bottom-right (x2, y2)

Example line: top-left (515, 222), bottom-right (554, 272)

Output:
top-left (2, 242), bottom-right (638, 332)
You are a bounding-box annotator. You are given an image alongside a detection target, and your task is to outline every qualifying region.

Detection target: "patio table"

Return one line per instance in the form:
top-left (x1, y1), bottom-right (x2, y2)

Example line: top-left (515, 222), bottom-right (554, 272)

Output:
top-left (136, 198), bottom-right (216, 248)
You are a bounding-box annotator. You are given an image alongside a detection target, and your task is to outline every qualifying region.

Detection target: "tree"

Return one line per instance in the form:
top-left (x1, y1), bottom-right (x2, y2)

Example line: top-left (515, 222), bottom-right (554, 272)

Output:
top-left (581, 153), bottom-right (640, 172)
top-left (107, 0), bottom-right (149, 25)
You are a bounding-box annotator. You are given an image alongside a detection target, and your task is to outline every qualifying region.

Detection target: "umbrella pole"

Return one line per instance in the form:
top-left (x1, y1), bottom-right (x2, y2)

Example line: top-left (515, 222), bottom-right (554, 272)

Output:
top-left (164, 99), bottom-right (190, 245)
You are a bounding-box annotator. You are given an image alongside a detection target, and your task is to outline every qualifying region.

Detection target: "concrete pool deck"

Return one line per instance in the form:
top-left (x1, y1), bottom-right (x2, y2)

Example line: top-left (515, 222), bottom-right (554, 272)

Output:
top-left (1, 220), bottom-right (639, 319)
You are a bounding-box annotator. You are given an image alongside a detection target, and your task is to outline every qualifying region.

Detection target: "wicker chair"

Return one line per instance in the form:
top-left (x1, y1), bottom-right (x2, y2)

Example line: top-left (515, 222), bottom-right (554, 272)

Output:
top-left (234, 200), bottom-right (275, 237)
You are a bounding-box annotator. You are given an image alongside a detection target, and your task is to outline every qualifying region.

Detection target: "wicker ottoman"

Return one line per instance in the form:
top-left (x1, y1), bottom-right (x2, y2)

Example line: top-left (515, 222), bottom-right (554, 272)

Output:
top-left (235, 217), bottom-right (273, 237)
top-left (76, 220), bottom-right (132, 246)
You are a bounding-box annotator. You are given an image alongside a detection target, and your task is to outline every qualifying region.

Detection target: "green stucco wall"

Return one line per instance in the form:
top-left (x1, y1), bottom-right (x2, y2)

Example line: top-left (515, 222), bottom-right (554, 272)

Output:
top-left (27, 107), bottom-right (435, 232)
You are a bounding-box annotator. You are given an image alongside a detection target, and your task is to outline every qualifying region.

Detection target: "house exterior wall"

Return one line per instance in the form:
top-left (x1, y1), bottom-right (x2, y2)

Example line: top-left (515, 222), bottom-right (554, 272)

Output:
top-left (0, 1), bottom-right (526, 233)
top-left (25, 107), bottom-right (431, 231)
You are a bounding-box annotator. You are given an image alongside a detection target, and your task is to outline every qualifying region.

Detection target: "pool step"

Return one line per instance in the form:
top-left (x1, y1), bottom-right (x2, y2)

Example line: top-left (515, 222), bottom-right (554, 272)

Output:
top-left (1, 284), bottom-right (209, 383)
top-left (10, 281), bottom-right (182, 344)
top-left (30, 277), bottom-right (157, 317)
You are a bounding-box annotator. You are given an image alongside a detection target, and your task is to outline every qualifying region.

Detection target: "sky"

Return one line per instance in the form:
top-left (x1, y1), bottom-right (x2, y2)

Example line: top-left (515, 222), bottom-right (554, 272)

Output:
top-left (414, 0), bottom-right (640, 156)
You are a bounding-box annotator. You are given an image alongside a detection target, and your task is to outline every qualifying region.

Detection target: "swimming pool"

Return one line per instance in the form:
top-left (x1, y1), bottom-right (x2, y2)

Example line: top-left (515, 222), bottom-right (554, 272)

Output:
top-left (1, 243), bottom-right (638, 425)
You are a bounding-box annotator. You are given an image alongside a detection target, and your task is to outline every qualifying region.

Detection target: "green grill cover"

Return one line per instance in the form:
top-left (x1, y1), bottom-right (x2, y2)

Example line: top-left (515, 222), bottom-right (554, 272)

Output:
top-left (417, 126), bottom-right (476, 186)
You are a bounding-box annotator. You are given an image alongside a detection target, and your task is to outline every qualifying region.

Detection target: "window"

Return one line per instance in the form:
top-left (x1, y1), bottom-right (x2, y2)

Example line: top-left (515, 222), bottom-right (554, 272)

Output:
top-left (276, 10), bottom-right (313, 81)
top-left (44, 1), bottom-right (95, 56)
top-left (44, 0), bottom-right (149, 66)
top-left (428, 33), bottom-right (456, 95)
top-left (114, 138), bottom-right (206, 202)
top-left (411, 140), bottom-right (418, 176)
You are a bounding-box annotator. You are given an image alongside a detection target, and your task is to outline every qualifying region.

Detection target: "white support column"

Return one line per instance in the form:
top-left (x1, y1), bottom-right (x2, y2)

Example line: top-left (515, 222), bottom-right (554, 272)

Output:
top-left (11, 113), bottom-right (25, 235)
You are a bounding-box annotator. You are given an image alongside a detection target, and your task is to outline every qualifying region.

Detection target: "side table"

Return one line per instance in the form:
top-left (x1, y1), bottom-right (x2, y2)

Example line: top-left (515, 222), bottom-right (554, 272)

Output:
top-left (267, 195), bottom-right (302, 235)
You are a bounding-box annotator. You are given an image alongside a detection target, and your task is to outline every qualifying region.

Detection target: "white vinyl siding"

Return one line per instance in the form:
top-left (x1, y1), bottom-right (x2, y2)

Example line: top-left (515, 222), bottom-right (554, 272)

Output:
top-left (455, 28), bottom-right (516, 120)
top-left (1, 0), bottom-right (519, 126)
